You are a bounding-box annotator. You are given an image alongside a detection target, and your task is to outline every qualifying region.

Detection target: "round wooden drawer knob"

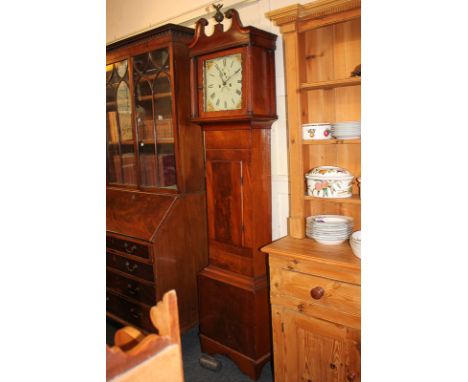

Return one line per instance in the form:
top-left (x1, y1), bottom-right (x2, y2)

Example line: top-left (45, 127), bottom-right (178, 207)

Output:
top-left (347, 371), bottom-right (357, 381)
top-left (310, 286), bottom-right (325, 300)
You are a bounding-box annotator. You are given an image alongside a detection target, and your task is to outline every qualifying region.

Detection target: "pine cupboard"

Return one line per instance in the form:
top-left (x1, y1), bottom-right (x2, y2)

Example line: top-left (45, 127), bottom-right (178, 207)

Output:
top-left (264, 238), bottom-right (361, 381)
top-left (106, 25), bottom-right (208, 333)
top-left (263, 0), bottom-right (361, 380)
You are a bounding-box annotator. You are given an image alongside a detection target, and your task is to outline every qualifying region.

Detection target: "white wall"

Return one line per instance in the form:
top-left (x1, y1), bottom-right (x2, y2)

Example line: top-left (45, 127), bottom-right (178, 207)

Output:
top-left (107, 0), bottom-right (307, 239)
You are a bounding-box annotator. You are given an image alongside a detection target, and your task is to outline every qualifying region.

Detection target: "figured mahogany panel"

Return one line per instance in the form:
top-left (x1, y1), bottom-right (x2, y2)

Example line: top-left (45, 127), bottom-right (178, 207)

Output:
top-left (106, 189), bottom-right (176, 241)
top-left (152, 192), bottom-right (208, 332)
top-left (198, 270), bottom-right (268, 359)
top-left (250, 46), bottom-right (277, 117)
top-left (208, 241), bottom-right (253, 276)
top-left (204, 129), bottom-right (252, 149)
top-left (206, 159), bottom-right (243, 247)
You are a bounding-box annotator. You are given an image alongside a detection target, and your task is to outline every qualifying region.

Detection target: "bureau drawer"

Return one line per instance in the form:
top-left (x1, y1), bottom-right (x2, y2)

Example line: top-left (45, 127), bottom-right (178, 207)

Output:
top-left (106, 252), bottom-right (154, 282)
top-left (106, 291), bottom-right (154, 332)
top-left (106, 270), bottom-right (156, 306)
top-left (271, 267), bottom-right (360, 318)
top-left (106, 236), bottom-right (151, 260)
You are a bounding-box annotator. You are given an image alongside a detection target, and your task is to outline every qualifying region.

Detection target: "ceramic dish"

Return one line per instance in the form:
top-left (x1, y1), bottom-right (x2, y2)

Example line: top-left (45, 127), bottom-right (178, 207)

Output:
top-left (332, 121), bottom-right (361, 139)
top-left (305, 166), bottom-right (354, 198)
top-left (349, 230), bottom-right (361, 258)
top-left (302, 123), bottom-right (332, 140)
top-left (306, 215), bottom-right (354, 245)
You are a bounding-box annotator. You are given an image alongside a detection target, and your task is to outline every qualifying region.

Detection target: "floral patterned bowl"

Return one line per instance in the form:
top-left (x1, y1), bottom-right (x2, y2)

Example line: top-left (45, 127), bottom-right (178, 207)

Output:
top-left (302, 123), bottom-right (332, 140)
top-left (305, 166), bottom-right (354, 198)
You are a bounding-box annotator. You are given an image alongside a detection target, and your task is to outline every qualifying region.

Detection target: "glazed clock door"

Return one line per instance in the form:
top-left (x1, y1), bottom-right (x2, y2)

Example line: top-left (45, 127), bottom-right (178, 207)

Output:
top-left (282, 309), bottom-right (361, 382)
top-left (203, 53), bottom-right (243, 112)
top-left (205, 155), bottom-right (247, 248)
top-left (196, 47), bottom-right (248, 119)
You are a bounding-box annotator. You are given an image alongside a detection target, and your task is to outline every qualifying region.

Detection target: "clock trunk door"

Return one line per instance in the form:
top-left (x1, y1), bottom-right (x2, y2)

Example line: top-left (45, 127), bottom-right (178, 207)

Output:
top-left (206, 158), bottom-right (244, 247)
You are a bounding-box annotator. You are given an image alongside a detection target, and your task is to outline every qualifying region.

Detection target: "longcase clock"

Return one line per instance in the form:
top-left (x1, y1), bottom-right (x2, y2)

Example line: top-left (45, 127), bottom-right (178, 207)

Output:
top-left (189, 7), bottom-right (277, 380)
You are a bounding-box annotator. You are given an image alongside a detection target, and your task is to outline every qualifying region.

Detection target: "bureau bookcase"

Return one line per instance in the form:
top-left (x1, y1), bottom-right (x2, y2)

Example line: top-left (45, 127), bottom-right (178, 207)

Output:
top-left (106, 25), bottom-right (208, 333)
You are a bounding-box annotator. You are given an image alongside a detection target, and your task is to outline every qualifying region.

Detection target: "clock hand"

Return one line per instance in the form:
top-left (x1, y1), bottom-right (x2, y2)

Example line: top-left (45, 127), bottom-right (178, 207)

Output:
top-left (225, 68), bottom-right (241, 83)
top-left (215, 65), bottom-right (228, 85)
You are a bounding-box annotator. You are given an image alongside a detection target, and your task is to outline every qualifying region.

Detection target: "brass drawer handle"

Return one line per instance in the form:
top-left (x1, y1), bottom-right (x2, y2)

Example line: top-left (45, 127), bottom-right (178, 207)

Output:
top-left (125, 261), bottom-right (138, 273)
top-left (127, 283), bottom-right (140, 295)
top-left (310, 286), bottom-right (325, 300)
top-left (124, 242), bottom-right (137, 254)
top-left (129, 308), bottom-right (142, 319)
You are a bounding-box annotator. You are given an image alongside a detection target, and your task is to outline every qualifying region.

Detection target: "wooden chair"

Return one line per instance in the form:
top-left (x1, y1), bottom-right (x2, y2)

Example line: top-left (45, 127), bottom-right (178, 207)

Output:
top-left (106, 290), bottom-right (184, 382)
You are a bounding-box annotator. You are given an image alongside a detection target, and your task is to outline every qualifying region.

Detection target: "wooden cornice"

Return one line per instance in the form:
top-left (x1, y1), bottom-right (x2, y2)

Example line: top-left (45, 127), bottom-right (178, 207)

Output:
top-left (106, 24), bottom-right (194, 52)
top-left (266, 0), bottom-right (360, 26)
top-left (189, 8), bottom-right (276, 57)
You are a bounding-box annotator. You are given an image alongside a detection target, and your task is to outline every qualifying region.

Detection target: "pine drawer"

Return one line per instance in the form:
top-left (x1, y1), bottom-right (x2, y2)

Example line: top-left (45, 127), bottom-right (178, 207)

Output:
top-left (270, 259), bottom-right (360, 328)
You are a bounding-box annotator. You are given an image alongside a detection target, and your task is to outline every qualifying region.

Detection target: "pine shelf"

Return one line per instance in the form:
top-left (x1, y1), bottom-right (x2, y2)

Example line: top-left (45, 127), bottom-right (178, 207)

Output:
top-left (303, 138), bottom-right (360, 145)
top-left (304, 194), bottom-right (361, 204)
top-left (300, 77), bottom-right (361, 91)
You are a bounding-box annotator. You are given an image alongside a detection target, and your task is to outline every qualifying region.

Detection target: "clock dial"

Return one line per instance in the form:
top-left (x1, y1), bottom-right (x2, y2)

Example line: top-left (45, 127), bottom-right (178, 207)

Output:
top-left (203, 53), bottom-right (242, 112)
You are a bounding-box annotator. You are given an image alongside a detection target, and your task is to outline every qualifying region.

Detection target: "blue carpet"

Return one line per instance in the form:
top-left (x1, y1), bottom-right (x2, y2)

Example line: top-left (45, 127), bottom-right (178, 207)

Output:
top-left (107, 318), bottom-right (273, 381)
top-left (182, 326), bottom-right (273, 382)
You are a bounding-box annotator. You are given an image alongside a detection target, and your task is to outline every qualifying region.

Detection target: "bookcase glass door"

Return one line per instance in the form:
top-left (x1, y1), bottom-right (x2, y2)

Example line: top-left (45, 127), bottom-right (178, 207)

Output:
top-left (133, 48), bottom-right (177, 190)
top-left (106, 59), bottom-right (137, 185)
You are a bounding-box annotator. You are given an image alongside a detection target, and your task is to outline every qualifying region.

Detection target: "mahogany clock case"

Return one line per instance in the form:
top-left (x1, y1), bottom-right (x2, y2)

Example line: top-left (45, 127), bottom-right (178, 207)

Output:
top-left (190, 10), bottom-right (277, 122)
top-left (189, 9), bottom-right (277, 379)
top-left (106, 25), bottom-right (208, 334)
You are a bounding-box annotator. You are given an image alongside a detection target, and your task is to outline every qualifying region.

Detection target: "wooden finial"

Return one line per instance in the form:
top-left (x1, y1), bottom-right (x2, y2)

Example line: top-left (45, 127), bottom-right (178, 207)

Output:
top-left (213, 3), bottom-right (224, 23)
top-left (224, 8), bottom-right (244, 30)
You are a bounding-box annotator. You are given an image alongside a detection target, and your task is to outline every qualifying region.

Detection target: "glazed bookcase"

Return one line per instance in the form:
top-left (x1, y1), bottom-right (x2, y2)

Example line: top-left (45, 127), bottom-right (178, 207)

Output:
top-left (262, 1), bottom-right (361, 381)
top-left (106, 25), bottom-right (208, 334)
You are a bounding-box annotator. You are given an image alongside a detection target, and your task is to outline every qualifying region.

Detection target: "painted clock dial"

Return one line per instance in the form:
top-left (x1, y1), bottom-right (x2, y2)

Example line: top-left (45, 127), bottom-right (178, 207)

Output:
top-left (203, 53), bottom-right (242, 112)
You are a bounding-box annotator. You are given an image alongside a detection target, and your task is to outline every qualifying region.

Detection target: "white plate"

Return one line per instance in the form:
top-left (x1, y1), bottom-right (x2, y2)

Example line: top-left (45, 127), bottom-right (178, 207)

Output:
top-left (307, 226), bottom-right (353, 230)
top-left (313, 238), bottom-right (347, 245)
top-left (310, 232), bottom-right (353, 237)
top-left (309, 215), bottom-right (354, 224)
top-left (333, 122), bottom-right (361, 126)
top-left (310, 233), bottom-right (352, 236)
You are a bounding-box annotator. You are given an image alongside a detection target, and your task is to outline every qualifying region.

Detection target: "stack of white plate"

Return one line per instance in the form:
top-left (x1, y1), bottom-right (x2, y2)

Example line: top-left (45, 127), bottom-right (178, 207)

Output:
top-left (331, 121), bottom-right (361, 139)
top-left (306, 215), bottom-right (354, 245)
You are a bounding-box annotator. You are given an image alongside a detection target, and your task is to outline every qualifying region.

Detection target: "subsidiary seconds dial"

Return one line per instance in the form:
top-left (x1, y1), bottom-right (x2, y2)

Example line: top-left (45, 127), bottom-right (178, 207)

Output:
top-left (203, 53), bottom-right (242, 112)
